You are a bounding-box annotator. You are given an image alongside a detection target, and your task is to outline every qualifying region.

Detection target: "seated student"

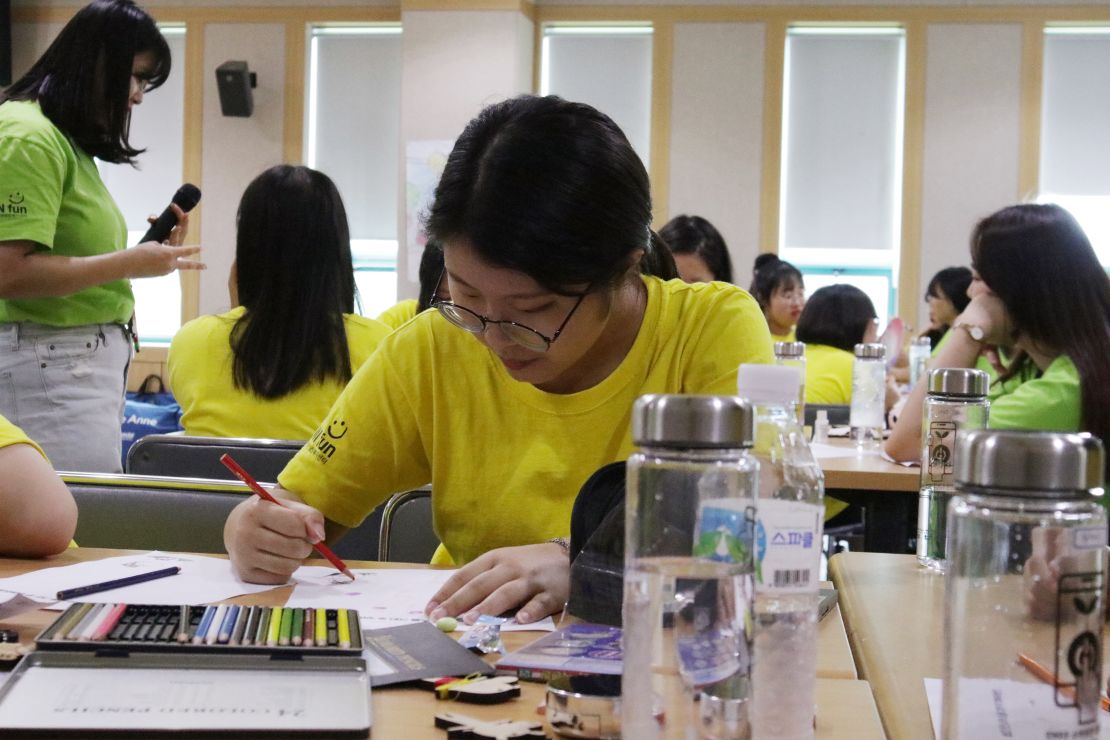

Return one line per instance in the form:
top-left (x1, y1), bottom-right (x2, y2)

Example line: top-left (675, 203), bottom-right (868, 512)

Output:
top-left (893, 266), bottom-right (974, 384)
top-left (796, 284), bottom-right (880, 405)
top-left (167, 165), bottom-right (391, 439)
top-left (223, 95), bottom-right (774, 624)
top-left (659, 214), bottom-right (732, 284)
top-left (376, 241), bottom-right (447, 331)
top-left (749, 254), bottom-right (805, 342)
top-left (0, 414), bottom-right (77, 557)
top-left (885, 204), bottom-right (1110, 466)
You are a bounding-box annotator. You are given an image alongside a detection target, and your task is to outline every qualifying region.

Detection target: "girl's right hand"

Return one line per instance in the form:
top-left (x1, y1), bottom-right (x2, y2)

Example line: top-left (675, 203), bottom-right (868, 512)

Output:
top-left (125, 241), bottom-right (205, 278)
top-left (224, 495), bottom-right (327, 584)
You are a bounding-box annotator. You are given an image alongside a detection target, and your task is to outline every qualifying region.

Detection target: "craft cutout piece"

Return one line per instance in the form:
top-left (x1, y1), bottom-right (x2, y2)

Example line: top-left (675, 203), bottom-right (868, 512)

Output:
top-left (422, 675), bottom-right (522, 704)
top-left (434, 712), bottom-right (545, 740)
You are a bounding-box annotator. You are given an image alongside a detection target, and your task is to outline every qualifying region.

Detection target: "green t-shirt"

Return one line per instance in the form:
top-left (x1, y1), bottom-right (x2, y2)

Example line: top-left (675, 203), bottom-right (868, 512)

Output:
top-left (0, 100), bottom-right (133, 326)
top-left (988, 355), bottom-right (1081, 433)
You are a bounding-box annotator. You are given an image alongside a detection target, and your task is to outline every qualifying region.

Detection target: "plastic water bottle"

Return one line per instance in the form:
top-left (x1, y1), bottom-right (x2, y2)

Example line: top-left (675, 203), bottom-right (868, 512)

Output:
top-left (623, 395), bottom-right (758, 739)
top-left (908, 335), bottom-right (931, 386)
top-left (811, 410), bottom-right (830, 444)
top-left (738, 364), bottom-right (825, 740)
top-left (944, 430), bottom-right (1105, 739)
top-left (849, 343), bottom-right (886, 449)
top-left (774, 341), bottom-right (806, 426)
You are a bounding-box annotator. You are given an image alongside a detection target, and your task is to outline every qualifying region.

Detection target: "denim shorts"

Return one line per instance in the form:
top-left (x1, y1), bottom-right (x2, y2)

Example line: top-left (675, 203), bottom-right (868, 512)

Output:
top-left (0, 322), bottom-right (132, 473)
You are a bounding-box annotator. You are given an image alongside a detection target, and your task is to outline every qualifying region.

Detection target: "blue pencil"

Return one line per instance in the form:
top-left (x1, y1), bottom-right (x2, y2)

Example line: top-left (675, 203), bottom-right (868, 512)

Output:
top-left (217, 605), bottom-right (240, 644)
top-left (191, 606), bottom-right (216, 645)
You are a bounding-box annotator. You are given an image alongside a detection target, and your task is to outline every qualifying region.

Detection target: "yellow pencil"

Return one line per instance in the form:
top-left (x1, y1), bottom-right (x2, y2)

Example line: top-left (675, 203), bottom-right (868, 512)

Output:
top-left (337, 608), bottom-right (351, 648)
top-left (315, 608), bottom-right (327, 646)
top-left (266, 607), bottom-right (283, 646)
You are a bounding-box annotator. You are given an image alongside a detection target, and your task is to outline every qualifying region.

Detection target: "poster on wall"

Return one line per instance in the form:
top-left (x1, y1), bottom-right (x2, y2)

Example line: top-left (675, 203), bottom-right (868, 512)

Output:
top-left (405, 140), bottom-right (453, 283)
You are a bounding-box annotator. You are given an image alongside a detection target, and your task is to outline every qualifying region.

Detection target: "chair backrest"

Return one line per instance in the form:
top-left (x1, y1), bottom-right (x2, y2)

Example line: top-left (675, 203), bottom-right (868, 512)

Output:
top-left (64, 473), bottom-right (381, 560)
top-left (804, 403), bottom-right (851, 427)
top-left (125, 434), bottom-right (304, 482)
top-left (377, 488), bottom-right (438, 563)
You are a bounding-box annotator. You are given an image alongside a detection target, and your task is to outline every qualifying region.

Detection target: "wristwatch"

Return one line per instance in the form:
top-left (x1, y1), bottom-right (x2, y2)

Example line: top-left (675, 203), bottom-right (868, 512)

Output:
top-left (956, 323), bottom-right (985, 342)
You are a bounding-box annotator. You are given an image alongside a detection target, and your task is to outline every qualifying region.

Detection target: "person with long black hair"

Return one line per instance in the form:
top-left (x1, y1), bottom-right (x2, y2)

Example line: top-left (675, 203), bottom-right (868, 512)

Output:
top-left (886, 203), bottom-right (1110, 473)
top-left (0, 0), bottom-right (202, 472)
top-left (749, 253), bottom-right (805, 342)
top-left (167, 165), bottom-right (390, 439)
top-left (224, 95), bottom-right (773, 623)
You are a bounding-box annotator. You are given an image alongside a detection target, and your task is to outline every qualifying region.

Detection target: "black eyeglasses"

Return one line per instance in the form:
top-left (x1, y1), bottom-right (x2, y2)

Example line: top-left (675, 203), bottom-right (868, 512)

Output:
top-left (431, 270), bottom-right (587, 353)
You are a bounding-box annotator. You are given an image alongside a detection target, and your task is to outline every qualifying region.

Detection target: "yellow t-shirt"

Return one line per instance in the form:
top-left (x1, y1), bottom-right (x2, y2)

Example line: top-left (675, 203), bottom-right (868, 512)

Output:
top-left (167, 307), bottom-right (391, 439)
top-left (377, 299), bottom-right (419, 332)
top-left (0, 414), bottom-right (77, 548)
top-left (279, 276), bottom-right (774, 565)
top-left (771, 329), bottom-right (796, 344)
top-left (804, 344), bottom-right (854, 405)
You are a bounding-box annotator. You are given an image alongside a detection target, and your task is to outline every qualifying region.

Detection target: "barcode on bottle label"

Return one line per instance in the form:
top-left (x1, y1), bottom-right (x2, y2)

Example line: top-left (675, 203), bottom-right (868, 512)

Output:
top-left (773, 569), bottom-right (810, 588)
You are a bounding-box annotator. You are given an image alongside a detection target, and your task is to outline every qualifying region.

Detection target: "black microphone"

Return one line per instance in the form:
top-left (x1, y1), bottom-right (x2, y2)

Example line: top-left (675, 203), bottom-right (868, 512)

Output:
top-left (137, 183), bottom-right (202, 244)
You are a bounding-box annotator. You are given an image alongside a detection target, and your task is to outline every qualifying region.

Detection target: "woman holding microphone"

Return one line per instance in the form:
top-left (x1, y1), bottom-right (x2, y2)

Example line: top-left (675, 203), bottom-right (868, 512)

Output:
top-left (0, 0), bottom-right (202, 472)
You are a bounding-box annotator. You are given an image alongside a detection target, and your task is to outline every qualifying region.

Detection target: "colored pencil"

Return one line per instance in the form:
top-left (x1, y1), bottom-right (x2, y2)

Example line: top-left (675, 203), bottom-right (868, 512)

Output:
top-left (278, 607), bottom-right (294, 646)
top-left (230, 606), bottom-right (250, 645)
top-left (56, 603), bottom-right (93, 640)
top-left (302, 607), bottom-right (315, 647)
top-left (78, 604), bottom-right (110, 641)
top-left (67, 603), bottom-right (102, 640)
top-left (56, 566), bottom-right (181, 601)
top-left (176, 605), bottom-right (191, 643)
top-left (242, 606), bottom-right (260, 646)
top-left (219, 454), bottom-right (355, 582)
top-left (1017, 653), bottom-right (1110, 712)
top-left (347, 608), bottom-right (360, 649)
top-left (267, 607), bottom-right (283, 646)
top-left (337, 608), bottom-right (351, 648)
top-left (91, 604), bottom-right (127, 641)
top-left (205, 605), bottom-right (228, 645)
top-left (217, 606), bottom-right (239, 644)
top-left (255, 607), bottom-right (272, 645)
top-left (192, 606), bottom-right (216, 645)
top-left (315, 608), bottom-right (327, 646)
top-left (290, 608), bottom-right (304, 646)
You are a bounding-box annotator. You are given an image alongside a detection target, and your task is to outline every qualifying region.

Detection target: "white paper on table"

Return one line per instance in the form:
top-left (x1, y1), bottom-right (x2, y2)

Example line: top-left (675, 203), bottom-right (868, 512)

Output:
top-left (286, 566), bottom-right (555, 632)
top-left (923, 677), bottom-right (1110, 740)
top-left (0, 552), bottom-right (281, 605)
top-left (810, 442), bottom-right (870, 460)
top-left (0, 591), bottom-right (52, 620)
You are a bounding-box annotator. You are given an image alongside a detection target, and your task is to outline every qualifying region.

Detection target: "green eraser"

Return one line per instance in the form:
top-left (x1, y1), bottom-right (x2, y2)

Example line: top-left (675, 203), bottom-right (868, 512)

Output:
top-left (435, 616), bottom-right (458, 633)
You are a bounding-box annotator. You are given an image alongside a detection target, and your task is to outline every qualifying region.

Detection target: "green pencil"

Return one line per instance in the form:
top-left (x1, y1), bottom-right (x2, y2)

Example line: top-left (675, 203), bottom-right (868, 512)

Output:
top-left (278, 606), bottom-right (294, 646)
top-left (255, 606), bottom-right (272, 645)
top-left (290, 608), bottom-right (304, 646)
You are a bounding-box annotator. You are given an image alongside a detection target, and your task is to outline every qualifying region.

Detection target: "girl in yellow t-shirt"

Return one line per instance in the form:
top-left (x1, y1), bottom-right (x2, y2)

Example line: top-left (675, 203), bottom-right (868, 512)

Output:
top-left (749, 254), bottom-right (805, 342)
top-left (0, 414), bottom-right (76, 557)
top-left (659, 214), bottom-right (733, 285)
top-left (168, 166), bottom-right (390, 440)
top-left (224, 96), bottom-right (773, 625)
top-left (796, 284), bottom-right (881, 405)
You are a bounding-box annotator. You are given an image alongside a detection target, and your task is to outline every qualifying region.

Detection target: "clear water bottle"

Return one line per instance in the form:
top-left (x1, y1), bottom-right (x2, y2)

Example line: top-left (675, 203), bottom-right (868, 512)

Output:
top-left (916, 368), bottom-right (989, 572)
top-left (943, 430), bottom-right (1106, 740)
top-left (849, 342), bottom-right (886, 448)
top-left (773, 341), bottom-right (806, 426)
top-left (909, 335), bottom-right (931, 386)
top-left (623, 395), bottom-right (758, 739)
top-left (738, 365), bottom-right (825, 740)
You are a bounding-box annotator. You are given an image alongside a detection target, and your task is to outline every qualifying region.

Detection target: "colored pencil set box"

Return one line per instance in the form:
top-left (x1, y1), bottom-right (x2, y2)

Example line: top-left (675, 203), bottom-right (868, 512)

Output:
top-left (35, 603), bottom-right (364, 656)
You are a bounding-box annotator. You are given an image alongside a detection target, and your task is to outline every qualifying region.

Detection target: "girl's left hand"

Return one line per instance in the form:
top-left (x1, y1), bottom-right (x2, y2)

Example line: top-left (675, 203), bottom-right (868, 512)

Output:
top-left (147, 203), bottom-right (190, 246)
top-left (425, 542), bottom-right (571, 625)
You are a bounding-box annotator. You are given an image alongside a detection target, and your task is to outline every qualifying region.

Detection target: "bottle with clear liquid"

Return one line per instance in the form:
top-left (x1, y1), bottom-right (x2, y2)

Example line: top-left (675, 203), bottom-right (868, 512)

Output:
top-left (849, 343), bottom-right (886, 448)
top-left (737, 364), bottom-right (825, 740)
top-left (773, 341), bottom-right (806, 427)
top-left (908, 336), bottom-right (931, 387)
top-left (944, 430), bottom-right (1105, 739)
top-left (623, 395), bottom-right (758, 740)
top-left (916, 368), bottom-right (989, 572)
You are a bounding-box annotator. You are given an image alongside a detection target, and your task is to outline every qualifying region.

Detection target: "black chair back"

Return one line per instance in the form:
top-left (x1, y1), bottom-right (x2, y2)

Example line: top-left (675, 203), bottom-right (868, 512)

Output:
top-left (126, 434), bottom-right (304, 483)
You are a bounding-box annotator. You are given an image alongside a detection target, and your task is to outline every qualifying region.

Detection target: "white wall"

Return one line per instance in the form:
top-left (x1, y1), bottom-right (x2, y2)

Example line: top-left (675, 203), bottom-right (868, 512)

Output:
top-left (919, 24), bottom-right (1022, 313)
top-left (198, 23), bottom-right (287, 316)
top-left (669, 22), bottom-right (765, 285)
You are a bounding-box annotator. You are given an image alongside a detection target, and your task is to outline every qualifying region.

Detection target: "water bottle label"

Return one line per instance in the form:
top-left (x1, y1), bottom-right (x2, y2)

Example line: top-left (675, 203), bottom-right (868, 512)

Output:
top-left (754, 499), bottom-right (822, 593)
top-left (693, 502), bottom-right (755, 567)
top-left (1073, 528), bottom-right (1108, 550)
top-left (925, 420), bottom-right (957, 486)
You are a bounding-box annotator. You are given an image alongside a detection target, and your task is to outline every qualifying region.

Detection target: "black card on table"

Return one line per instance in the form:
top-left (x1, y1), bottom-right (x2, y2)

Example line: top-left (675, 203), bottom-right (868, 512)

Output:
top-left (363, 621), bottom-right (494, 687)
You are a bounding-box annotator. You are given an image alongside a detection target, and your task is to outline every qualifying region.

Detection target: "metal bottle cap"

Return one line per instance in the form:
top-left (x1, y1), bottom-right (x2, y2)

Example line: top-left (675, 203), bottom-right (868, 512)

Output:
top-left (854, 343), bottom-right (886, 359)
top-left (956, 430), bottom-right (1105, 496)
top-left (632, 395), bottom-right (754, 449)
top-left (774, 341), bottom-right (805, 359)
top-left (927, 368), bottom-right (990, 398)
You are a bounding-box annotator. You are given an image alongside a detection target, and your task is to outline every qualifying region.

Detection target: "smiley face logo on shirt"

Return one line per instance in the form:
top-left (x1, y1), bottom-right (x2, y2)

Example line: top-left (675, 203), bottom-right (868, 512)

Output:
top-left (326, 419), bottom-right (348, 440)
top-left (8, 192), bottom-right (24, 205)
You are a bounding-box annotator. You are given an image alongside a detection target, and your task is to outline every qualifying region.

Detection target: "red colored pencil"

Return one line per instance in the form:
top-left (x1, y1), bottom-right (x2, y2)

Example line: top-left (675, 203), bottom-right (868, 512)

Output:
top-left (220, 453), bottom-right (356, 582)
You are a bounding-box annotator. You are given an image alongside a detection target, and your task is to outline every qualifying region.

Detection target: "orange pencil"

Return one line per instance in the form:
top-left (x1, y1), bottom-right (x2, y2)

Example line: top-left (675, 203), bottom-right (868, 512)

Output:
top-left (220, 453), bottom-right (355, 582)
top-left (1017, 653), bottom-right (1110, 712)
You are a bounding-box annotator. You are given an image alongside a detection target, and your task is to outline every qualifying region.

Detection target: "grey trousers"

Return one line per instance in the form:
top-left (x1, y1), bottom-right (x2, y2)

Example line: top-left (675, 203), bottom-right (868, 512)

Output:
top-left (0, 322), bottom-right (132, 473)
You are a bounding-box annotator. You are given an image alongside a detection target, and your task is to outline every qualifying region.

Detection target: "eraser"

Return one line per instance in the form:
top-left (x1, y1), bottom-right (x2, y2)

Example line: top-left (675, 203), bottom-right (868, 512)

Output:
top-left (435, 616), bottom-right (458, 633)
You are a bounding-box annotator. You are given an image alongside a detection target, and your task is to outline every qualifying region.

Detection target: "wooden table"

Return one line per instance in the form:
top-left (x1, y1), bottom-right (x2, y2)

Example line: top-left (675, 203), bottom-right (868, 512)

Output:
top-left (818, 441), bottom-right (920, 553)
top-left (0, 548), bottom-right (884, 738)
